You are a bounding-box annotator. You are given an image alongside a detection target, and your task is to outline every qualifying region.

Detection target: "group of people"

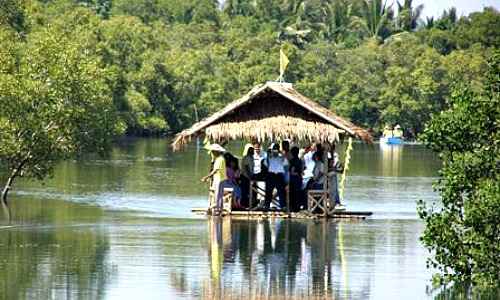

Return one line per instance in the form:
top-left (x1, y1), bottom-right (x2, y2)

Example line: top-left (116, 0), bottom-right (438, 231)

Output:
top-left (202, 141), bottom-right (345, 214)
top-left (382, 124), bottom-right (403, 138)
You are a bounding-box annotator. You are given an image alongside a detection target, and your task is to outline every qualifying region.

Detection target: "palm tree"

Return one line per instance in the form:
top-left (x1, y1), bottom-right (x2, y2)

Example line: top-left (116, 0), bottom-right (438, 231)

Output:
top-left (358, 0), bottom-right (394, 39)
top-left (435, 7), bottom-right (457, 30)
top-left (321, 0), bottom-right (356, 41)
top-left (424, 16), bottom-right (434, 29)
top-left (223, 0), bottom-right (255, 17)
top-left (396, 0), bottom-right (424, 31)
top-left (277, 0), bottom-right (315, 47)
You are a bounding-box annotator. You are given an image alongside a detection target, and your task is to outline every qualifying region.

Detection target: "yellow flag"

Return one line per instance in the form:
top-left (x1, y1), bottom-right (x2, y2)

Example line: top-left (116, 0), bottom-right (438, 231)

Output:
top-left (279, 48), bottom-right (289, 81)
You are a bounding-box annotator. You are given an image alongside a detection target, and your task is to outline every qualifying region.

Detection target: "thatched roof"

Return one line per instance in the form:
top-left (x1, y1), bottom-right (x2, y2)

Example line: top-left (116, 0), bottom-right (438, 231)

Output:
top-left (172, 82), bottom-right (372, 150)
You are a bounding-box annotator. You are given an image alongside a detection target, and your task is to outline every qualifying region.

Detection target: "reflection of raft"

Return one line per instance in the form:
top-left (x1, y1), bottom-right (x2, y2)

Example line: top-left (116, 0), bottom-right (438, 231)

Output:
top-left (191, 207), bottom-right (372, 220)
top-left (172, 81), bottom-right (374, 218)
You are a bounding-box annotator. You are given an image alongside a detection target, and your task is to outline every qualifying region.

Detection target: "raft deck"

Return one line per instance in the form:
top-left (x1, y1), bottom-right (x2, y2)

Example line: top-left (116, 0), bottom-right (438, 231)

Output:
top-left (191, 208), bottom-right (372, 220)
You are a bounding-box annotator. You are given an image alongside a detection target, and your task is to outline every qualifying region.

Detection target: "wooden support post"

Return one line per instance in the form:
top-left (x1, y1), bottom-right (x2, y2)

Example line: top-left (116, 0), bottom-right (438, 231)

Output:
top-left (322, 142), bottom-right (329, 217)
top-left (286, 184), bottom-right (290, 214)
top-left (249, 180), bottom-right (254, 209)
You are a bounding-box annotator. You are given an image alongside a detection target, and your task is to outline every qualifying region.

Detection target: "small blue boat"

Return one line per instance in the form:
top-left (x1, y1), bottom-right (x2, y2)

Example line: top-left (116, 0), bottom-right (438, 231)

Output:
top-left (380, 125), bottom-right (404, 145)
top-left (380, 136), bottom-right (403, 145)
top-left (380, 137), bottom-right (403, 145)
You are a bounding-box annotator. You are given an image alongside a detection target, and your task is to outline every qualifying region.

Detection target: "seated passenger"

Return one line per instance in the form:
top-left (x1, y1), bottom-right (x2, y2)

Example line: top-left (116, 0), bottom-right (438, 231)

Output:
top-left (393, 124), bottom-right (403, 138)
top-left (383, 125), bottom-right (393, 138)
top-left (224, 153), bottom-right (242, 208)
top-left (309, 152), bottom-right (326, 190)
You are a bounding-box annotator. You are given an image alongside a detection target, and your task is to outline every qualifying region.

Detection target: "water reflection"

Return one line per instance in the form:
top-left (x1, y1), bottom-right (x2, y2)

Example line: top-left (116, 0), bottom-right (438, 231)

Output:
top-left (379, 144), bottom-right (403, 177)
top-left (0, 138), bottom-right (449, 299)
top-left (0, 198), bottom-right (114, 300)
top-left (191, 218), bottom-right (373, 299)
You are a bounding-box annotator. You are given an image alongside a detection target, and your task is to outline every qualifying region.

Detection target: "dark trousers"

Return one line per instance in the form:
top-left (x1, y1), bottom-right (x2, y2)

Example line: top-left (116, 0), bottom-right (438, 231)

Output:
top-left (289, 174), bottom-right (303, 211)
top-left (240, 176), bottom-right (250, 208)
top-left (264, 173), bottom-right (286, 208)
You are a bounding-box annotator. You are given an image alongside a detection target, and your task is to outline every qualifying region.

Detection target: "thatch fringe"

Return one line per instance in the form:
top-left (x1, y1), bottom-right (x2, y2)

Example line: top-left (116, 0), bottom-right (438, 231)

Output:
top-left (205, 116), bottom-right (343, 144)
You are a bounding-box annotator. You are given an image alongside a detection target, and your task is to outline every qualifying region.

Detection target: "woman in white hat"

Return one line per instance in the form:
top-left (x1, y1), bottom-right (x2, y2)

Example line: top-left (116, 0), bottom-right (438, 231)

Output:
top-left (202, 144), bottom-right (226, 214)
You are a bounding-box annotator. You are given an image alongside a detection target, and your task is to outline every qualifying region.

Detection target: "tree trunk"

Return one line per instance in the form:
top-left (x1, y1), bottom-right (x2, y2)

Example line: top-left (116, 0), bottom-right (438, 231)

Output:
top-left (1, 175), bottom-right (15, 206)
top-left (1, 199), bottom-right (11, 223)
top-left (1, 158), bottom-right (28, 206)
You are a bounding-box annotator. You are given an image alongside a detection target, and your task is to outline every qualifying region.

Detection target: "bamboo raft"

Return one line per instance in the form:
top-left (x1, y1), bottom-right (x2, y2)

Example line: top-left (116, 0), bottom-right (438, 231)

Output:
top-left (173, 81), bottom-right (375, 220)
top-left (191, 207), bottom-right (372, 220)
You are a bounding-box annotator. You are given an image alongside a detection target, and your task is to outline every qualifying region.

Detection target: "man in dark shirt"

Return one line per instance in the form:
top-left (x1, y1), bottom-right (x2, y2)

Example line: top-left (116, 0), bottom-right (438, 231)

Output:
top-left (288, 146), bottom-right (304, 211)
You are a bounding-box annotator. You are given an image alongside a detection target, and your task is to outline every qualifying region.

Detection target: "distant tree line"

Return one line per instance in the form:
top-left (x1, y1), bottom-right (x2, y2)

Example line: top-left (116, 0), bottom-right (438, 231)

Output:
top-left (1, 0), bottom-right (498, 138)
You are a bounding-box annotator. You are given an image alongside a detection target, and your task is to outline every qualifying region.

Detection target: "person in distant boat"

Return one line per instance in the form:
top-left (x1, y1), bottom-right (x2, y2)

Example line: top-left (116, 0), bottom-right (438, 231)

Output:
top-left (240, 144), bottom-right (254, 208)
top-left (201, 144), bottom-right (226, 214)
top-left (288, 146), bottom-right (304, 211)
top-left (327, 144), bottom-right (344, 208)
top-left (383, 125), bottom-right (393, 138)
top-left (263, 143), bottom-right (289, 211)
top-left (393, 124), bottom-right (403, 138)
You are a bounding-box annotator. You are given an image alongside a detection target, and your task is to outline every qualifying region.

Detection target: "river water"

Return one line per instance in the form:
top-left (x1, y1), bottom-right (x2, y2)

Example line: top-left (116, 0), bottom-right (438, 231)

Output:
top-left (0, 138), bottom-right (447, 299)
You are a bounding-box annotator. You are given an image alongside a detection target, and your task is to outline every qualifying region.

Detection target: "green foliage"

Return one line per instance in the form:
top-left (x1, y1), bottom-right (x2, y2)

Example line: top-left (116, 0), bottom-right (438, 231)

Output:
top-left (358, 0), bottom-right (394, 39)
top-left (7, 1), bottom-right (497, 139)
top-left (0, 22), bottom-right (119, 202)
top-left (395, 0), bottom-right (423, 32)
top-left (298, 34), bottom-right (483, 137)
top-left (1, 1), bottom-right (499, 159)
top-left (455, 7), bottom-right (500, 49)
top-left (417, 51), bottom-right (500, 287)
top-left (0, 0), bottom-right (28, 33)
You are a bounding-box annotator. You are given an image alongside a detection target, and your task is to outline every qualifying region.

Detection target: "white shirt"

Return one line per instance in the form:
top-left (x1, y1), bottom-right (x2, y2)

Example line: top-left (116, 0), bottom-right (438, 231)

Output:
top-left (303, 151), bottom-right (315, 179)
top-left (264, 154), bottom-right (289, 174)
top-left (253, 151), bottom-right (267, 174)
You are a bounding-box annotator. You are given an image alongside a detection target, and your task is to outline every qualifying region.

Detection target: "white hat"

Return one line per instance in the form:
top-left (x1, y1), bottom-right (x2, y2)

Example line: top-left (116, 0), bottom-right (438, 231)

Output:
top-left (205, 144), bottom-right (226, 152)
top-left (395, 124), bottom-right (401, 129)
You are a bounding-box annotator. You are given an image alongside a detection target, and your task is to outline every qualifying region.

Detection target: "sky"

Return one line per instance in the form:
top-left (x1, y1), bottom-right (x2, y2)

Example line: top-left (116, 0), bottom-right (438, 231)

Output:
top-left (412, 0), bottom-right (500, 19)
top-left (218, 1), bottom-right (500, 19)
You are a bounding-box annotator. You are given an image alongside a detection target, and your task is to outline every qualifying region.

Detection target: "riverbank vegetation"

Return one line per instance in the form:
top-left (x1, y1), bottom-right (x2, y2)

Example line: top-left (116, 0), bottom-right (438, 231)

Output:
top-left (0, 23), bottom-right (118, 204)
top-left (418, 51), bottom-right (500, 289)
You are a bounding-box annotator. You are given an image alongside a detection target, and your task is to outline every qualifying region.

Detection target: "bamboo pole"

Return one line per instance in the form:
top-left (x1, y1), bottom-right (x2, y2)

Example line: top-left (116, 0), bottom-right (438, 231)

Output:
top-left (339, 137), bottom-right (353, 202)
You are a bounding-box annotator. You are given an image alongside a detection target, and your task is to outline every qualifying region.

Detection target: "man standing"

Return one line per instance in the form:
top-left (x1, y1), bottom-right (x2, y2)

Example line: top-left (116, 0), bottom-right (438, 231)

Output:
top-left (302, 143), bottom-right (317, 189)
top-left (328, 144), bottom-right (344, 209)
top-left (263, 143), bottom-right (289, 211)
top-left (201, 144), bottom-right (226, 215)
top-left (240, 144), bottom-right (254, 208)
top-left (253, 142), bottom-right (267, 178)
top-left (252, 142), bottom-right (267, 204)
